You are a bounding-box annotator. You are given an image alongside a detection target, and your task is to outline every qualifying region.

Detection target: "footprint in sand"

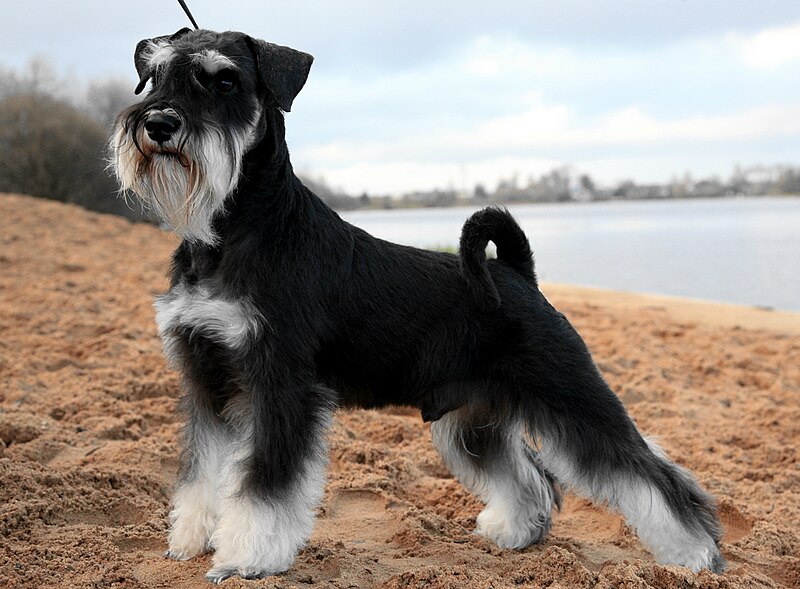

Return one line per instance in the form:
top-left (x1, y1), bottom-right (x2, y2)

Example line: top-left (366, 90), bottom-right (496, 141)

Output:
top-left (318, 489), bottom-right (398, 546)
top-left (718, 500), bottom-right (754, 543)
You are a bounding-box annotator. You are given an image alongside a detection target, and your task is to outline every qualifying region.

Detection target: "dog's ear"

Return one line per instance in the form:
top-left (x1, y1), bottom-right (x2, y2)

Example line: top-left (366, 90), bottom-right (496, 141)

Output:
top-left (244, 37), bottom-right (313, 112)
top-left (133, 28), bottom-right (193, 95)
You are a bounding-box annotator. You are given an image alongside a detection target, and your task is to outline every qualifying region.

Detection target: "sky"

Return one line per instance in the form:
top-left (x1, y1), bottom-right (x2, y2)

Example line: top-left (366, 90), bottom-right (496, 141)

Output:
top-left (4, 1), bottom-right (800, 195)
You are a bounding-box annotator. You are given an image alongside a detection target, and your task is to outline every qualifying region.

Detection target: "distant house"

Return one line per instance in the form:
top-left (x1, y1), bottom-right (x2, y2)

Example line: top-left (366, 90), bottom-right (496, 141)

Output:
top-left (618, 183), bottom-right (671, 200)
top-left (691, 179), bottom-right (725, 198)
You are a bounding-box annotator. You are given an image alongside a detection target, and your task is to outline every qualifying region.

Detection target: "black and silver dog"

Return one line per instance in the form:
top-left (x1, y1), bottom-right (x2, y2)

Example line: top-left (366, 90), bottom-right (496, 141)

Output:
top-left (111, 28), bottom-right (725, 583)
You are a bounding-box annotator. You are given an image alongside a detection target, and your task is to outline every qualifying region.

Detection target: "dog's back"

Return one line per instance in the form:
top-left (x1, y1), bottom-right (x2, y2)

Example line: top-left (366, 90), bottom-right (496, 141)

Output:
top-left (315, 207), bottom-right (556, 422)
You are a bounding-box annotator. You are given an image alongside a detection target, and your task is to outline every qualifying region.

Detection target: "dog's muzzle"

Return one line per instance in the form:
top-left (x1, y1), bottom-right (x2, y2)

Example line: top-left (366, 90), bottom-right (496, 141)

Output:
top-left (145, 110), bottom-right (181, 144)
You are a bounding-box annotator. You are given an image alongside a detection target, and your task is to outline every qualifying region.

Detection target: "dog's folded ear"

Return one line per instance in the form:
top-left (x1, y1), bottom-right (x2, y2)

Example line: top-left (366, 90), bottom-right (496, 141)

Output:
top-left (133, 27), bottom-right (193, 95)
top-left (244, 37), bottom-right (314, 112)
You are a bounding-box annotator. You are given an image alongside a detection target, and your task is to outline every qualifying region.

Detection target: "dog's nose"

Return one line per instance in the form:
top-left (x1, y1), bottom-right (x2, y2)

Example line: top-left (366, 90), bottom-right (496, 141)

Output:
top-left (144, 111), bottom-right (181, 143)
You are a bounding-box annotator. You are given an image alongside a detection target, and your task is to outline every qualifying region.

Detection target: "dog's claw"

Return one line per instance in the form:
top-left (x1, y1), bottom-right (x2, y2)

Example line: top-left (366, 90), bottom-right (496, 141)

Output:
top-left (165, 550), bottom-right (193, 561)
top-left (205, 569), bottom-right (233, 585)
top-left (205, 568), bottom-right (268, 584)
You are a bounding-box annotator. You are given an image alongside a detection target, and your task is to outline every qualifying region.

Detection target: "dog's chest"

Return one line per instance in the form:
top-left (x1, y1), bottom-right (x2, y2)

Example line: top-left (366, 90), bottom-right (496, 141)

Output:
top-left (154, 281), bottom-right (263, 360)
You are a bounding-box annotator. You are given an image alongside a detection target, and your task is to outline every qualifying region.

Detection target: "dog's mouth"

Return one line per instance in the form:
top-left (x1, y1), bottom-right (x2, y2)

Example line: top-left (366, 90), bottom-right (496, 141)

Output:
top-left (151, 148), bottom-right (180, 158)
top-left (147, 143), bottom-right (180, 157)
top-left (133, 131), bottom-right (183, 160)
top-left (146, 147), bottom-right (192, 168)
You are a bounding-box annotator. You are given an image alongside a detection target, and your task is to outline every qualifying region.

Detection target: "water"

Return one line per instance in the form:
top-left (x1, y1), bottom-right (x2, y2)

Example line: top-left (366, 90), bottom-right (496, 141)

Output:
top-left (342, 197), bottom-right (800, 312)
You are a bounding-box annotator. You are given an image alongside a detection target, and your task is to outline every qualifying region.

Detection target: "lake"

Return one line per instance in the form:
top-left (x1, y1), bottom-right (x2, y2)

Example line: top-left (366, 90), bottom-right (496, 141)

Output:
top-left (342, 197), bottom-right (800, 312)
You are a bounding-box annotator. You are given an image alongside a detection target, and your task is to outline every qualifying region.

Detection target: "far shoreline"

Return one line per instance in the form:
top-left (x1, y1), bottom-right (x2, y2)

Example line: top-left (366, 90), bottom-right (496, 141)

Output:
top-left (542, 281), bottom-right (800, 335)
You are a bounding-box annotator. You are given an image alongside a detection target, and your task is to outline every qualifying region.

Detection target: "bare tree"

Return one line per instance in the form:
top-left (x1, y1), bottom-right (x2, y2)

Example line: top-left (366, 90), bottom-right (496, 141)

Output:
top-left (0, 57), bottom-right (59, 100)
top-left (0, 92), bottom-right (146, 219)
top-left (84, 77), bottom-right (136, 128)
top-left (0, 58), bottom-right (150, 220)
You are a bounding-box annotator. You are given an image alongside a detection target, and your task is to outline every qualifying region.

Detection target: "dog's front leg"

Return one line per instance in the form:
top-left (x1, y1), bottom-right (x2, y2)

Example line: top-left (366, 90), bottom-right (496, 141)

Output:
top-left (205, 373), bottom-right (334, 584)
top-left (166, 402), bottom-right (228, 561)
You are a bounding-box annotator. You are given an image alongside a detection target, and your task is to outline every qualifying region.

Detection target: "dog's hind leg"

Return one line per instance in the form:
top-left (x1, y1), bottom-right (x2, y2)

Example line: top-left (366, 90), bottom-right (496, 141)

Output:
top-left (528, 365), bottom-right (725, 572)
top-left (430, 407), bottom-right (560, 549)
top-left (205, 380), bottom-right (334, 584)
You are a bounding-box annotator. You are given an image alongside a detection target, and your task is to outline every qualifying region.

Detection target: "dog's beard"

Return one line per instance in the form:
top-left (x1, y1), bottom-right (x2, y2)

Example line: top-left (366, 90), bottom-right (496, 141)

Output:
top-left (112, 122), bottom-right (251, 245)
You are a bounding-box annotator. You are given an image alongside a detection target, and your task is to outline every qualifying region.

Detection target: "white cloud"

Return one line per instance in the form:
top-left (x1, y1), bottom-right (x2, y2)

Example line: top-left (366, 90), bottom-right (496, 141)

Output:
top-left (460, 35), bottom-right (581, 79)
top-left (298, 101), bottom-right (800, 163)
top-left (573, 103), bottom-right (800, 145)
top-left (733, 20), bottom-right (800, 68)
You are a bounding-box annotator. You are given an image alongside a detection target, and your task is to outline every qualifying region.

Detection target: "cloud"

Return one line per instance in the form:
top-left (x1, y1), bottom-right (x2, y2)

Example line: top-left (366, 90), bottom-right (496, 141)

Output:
top-left (574, 103), bottom-right (800, 145)
top-left (297, 101), bottom-right (800, 163)
top-left (734, 20), bottom-right (800, 68)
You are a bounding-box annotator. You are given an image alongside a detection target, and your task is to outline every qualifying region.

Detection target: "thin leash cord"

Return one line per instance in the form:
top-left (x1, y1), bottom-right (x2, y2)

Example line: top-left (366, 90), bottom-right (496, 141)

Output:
top-left (177, 0), bottom-right (200, 29)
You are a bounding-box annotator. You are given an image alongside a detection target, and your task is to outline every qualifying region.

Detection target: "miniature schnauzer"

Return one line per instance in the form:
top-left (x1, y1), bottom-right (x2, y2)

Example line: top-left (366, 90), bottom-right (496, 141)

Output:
top-left (111, 28), bottom-right (725, 584)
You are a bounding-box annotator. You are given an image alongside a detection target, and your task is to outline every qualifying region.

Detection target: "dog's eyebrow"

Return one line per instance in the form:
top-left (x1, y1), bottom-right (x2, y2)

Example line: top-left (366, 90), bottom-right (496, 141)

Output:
top-left (190, 50), bottom-right (237, 73)
top-left (144, 41), bottom-right (177, 71)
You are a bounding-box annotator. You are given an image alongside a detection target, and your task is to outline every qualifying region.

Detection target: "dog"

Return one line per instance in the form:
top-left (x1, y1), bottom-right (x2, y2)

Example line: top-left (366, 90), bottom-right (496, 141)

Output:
top-left (111, 28), bottom-right (725, 583)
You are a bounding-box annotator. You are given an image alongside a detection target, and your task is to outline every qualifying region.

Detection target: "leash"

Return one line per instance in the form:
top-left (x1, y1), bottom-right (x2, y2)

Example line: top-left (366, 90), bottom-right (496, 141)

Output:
top-left (177, 0), bottom-right (200, 30)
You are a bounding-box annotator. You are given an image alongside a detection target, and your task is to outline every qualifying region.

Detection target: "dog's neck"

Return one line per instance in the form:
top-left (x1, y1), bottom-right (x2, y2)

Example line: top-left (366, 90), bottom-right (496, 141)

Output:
top-left (231, 107), bottom-right (308, 212)
top-left (184, 106), bottom-right (325, 275)
top-left (247, 107), bottom-right (290, 171)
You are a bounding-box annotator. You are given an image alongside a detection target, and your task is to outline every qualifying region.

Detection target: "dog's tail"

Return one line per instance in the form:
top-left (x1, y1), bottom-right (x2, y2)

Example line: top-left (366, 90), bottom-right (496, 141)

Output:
top-left (459, 207), bottom-right (536, 310)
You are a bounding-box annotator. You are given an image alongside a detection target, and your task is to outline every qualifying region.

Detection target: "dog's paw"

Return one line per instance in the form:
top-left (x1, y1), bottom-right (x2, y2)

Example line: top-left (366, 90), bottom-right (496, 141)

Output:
top-left (165, 522), bottom-right (214, 561)
top-left (475, 505), bottom-right (551, 549)
top-left (165, 539), bottom-right (211, 561)
top-left (205, 567), bottom-right (268, 584)
top-left (656, 538), bottom-right (727, 574)
top-left (167, 514), bottom-right (215, 561)
top-left (165, 542), bottom-right (212, 561)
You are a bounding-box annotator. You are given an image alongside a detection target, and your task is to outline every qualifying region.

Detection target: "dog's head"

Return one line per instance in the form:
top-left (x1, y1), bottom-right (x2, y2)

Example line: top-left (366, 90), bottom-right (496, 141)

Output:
top-left (111, 28), bottom-right (313, 244)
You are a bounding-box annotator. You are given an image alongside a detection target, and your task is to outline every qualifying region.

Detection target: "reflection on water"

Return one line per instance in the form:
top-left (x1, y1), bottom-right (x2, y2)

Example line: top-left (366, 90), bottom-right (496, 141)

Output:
top-left (342, 197), bottom-right (800, 312)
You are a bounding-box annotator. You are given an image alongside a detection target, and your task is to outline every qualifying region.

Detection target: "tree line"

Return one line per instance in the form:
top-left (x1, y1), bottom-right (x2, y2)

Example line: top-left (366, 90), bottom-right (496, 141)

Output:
top-left (313, 163), bottom-right (800, 211)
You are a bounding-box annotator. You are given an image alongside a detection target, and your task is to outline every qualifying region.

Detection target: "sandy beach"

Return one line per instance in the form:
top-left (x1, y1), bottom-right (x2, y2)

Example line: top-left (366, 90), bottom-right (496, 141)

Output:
top-left (1, 193), bottom-right (798, 589)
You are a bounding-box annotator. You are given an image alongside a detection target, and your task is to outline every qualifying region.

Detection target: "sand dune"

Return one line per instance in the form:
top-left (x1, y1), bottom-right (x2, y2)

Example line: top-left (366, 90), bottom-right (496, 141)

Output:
top-left (1, 193), bottom-right (798, 588)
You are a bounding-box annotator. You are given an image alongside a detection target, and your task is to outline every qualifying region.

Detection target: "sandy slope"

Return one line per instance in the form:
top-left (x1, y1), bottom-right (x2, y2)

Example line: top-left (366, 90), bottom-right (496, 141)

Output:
top-left (1, 193), bottom-right (798, 589)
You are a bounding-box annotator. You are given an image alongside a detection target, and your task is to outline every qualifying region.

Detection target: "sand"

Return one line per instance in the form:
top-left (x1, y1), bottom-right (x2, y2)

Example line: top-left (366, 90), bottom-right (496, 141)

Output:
top-left (1, 193), bottom-right (798, 589)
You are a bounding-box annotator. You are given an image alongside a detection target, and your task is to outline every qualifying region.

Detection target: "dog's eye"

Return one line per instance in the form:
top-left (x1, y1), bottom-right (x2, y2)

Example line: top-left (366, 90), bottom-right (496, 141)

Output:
top-left (195, 68), bottom-right (212, 88)
top-left (214, 70), bottom-right (237, 93)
